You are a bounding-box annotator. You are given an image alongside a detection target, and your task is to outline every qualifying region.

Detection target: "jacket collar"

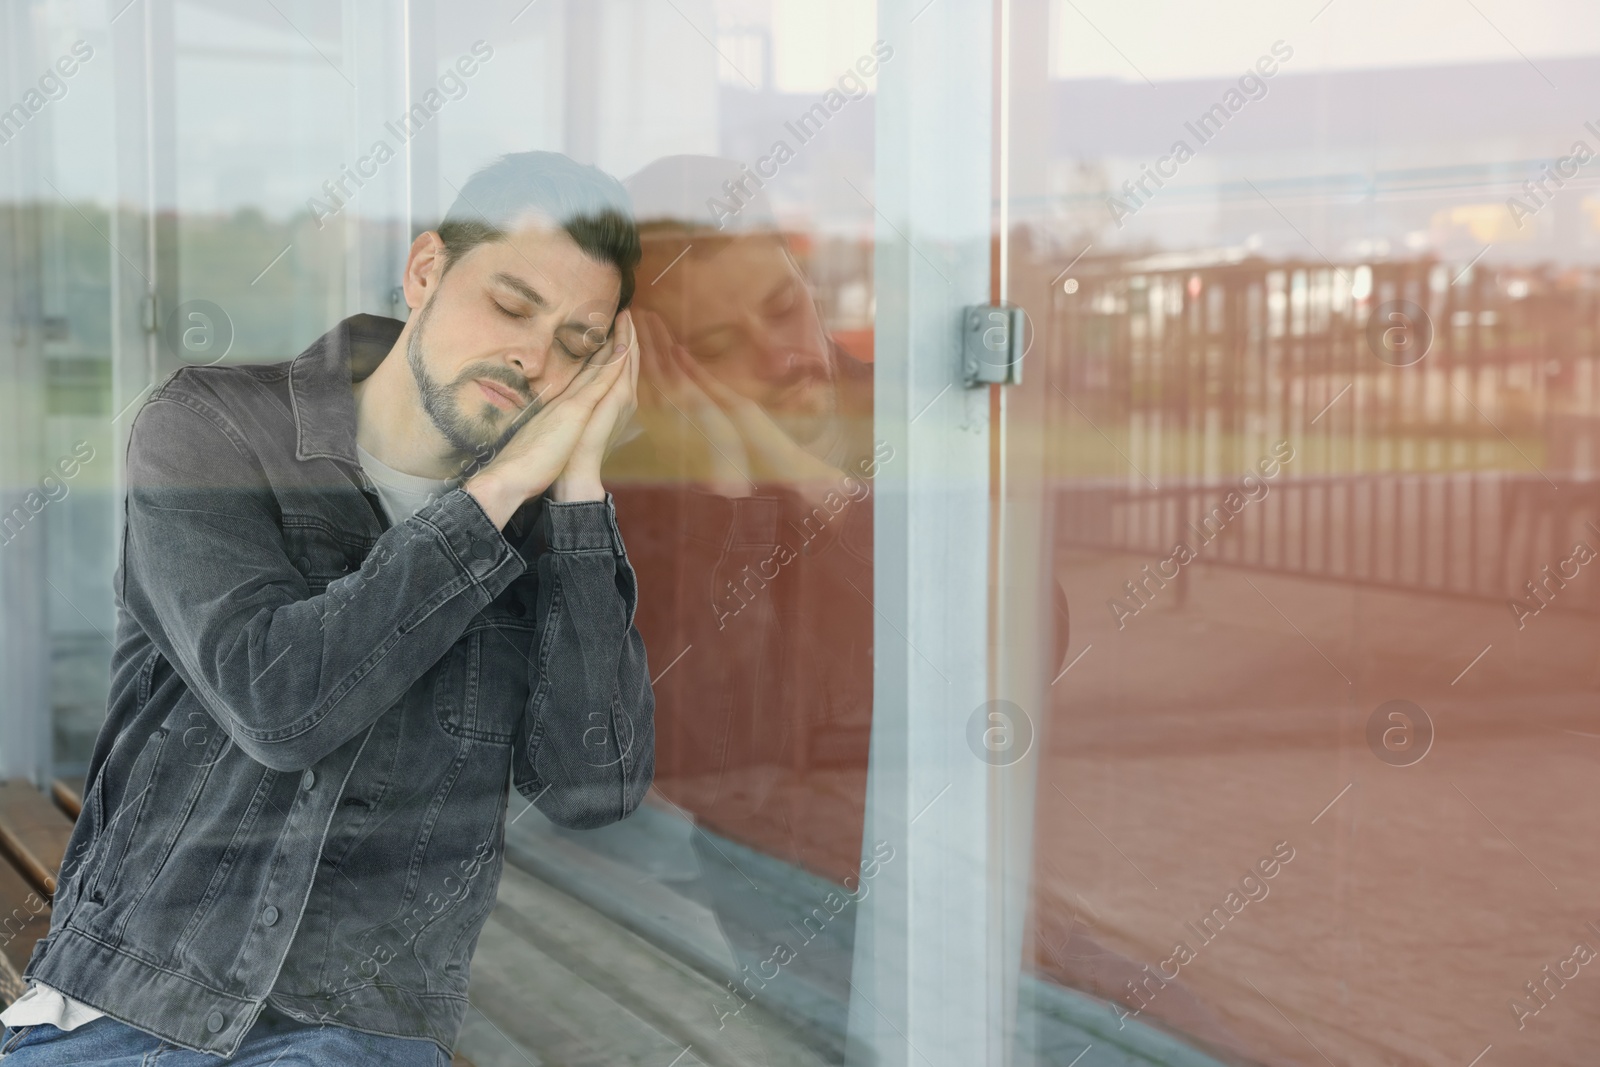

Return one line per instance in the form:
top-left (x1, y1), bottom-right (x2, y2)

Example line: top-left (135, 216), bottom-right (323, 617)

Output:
top-left (288, 313), bottom-right (405, 465)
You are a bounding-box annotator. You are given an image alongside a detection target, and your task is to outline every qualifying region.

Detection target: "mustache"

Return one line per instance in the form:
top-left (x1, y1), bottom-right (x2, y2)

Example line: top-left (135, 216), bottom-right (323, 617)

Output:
top-left (772, 354), bottom-right (830, 393)
top-left (459, 365), bottom-right (535, 409)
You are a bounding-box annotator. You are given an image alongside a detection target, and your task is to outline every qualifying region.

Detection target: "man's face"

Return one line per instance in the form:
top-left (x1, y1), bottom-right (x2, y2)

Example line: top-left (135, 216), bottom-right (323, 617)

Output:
top-left (641, 236), bottom-right (835, 443)
top-left (405, 218), bottom-right (621, 459)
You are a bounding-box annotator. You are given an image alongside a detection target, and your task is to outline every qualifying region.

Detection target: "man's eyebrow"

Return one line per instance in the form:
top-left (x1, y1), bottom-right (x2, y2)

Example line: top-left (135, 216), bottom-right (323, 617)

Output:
top-left (491, 272), bottom-right (549, 309)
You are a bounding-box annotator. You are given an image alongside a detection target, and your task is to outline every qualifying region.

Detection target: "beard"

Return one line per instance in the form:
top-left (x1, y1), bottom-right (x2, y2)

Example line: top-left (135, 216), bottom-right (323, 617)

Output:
top-left (771, 385), bottom-right (837, 448)
top-left (405, 295), bottom-right (539, 475)
top-left (765, 343), bottom-right (838, 447)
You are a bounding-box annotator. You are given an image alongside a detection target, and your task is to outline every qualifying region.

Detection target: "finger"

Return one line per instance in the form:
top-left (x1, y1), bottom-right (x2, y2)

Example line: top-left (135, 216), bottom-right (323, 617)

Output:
top-left (676, 347), bottom-right (740, 405)
top-left (600, 318), bottom-right (632, 377)
top-left (667, 346), bottom-right (712, 404)
top-left (594, 332), bottom-right (637, 412)
top-left (632, 321), bottom-right (666, 409)
top-left (541, 336), bottom-right (619, 403)
top-left (535, 354), bottom-right (624, 422)
top-left (613, 310), bottom-right (638, 396)
top-left (585, 307), bottom-right (629, 369)
top-left (696, 366), bottom-right (754, 414)
top-left (569, 331), bottom-right (630, 405)
top-left (626, 312), bottom-right (640, 395)
top-left (643, 311), bottom-right (690, 389)
top-left (637, 312), bottom-right (674, 386)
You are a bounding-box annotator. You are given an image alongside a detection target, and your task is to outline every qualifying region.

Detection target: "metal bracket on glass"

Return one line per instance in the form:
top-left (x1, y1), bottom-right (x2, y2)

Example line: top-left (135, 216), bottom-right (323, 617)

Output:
top-left (961, 304), bottom-right (1025, 386)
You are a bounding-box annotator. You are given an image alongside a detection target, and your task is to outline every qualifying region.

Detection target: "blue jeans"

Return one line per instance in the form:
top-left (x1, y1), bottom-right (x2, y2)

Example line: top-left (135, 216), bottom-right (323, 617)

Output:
top-left (0, 1004), bottom-right (448, 1065)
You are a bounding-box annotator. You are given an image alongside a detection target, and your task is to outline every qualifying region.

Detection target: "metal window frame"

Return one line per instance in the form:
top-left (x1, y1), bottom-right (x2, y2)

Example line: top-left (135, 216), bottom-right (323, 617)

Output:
top-left (846, 0), bottom-right (1008, 1063)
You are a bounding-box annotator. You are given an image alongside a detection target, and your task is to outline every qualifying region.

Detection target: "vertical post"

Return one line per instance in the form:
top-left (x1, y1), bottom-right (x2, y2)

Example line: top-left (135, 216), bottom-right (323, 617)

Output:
top-left (0, 6), bottom-right (50, 786)
top-left (846, 0), bottom-right (995, 1064)
top-left (405, 1), bottom-right (440, 233)
top-left (562, 0), bottom-right (600, 166)
top-left (345, 0), bottom-right (412, 317)
top-left (992, 1), bottom-right (1054, 1063)
top-left (107, 0), bottom-right (166, 549)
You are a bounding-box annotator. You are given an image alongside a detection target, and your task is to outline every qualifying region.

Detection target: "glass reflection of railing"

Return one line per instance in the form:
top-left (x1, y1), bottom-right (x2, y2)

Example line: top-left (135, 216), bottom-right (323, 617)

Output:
top-left (1049, 255), bottom-right (1600, 614)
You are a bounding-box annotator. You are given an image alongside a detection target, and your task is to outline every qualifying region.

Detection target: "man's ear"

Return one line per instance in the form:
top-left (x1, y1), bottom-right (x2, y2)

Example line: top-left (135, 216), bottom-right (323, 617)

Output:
top-left (402, 231), bottom-right (449, 311)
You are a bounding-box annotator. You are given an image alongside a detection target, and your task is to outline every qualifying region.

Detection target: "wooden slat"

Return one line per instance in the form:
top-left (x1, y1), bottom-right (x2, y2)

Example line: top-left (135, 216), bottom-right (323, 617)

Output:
top-left (461, 863), bottom-right (832, 1067)
top-left (0, 781), bottom-right (74, 900)
top-left (51, 777), bottom-right (85, 821)
top-left (0, 858), bottom-right (50, 1008)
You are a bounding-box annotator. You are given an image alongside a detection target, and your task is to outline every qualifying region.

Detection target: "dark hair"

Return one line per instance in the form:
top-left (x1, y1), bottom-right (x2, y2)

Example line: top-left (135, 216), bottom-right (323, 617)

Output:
top-left (435, 151), bottom-right (641, 310)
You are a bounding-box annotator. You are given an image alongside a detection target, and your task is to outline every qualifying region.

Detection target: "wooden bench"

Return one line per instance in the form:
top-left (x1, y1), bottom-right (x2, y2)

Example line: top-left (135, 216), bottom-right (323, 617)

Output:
top-left (0, 778), bottom-right (77, 1007)
top-left (0, 777), bottom-right (474, 1066)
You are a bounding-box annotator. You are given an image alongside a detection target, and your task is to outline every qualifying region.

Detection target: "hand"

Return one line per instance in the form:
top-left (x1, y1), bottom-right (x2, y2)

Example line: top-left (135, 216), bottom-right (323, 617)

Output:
top-left (670, 344), bottom-right (847, 507)
top-left (630, 308), bottom-right (754, 498)
top-left (551, 309), bottom-right (640, 502)
top-left (462, 325), bottom-right (632, 527)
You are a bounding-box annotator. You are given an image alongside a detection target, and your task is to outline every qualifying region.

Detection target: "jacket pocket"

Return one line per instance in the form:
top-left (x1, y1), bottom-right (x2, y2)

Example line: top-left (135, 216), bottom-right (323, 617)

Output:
top-left (433, 600), bottom-right (534, 745)
top-left (85, 725), bottom-right (171, 905)
top-left (282, 520), bottom-right (367, 593)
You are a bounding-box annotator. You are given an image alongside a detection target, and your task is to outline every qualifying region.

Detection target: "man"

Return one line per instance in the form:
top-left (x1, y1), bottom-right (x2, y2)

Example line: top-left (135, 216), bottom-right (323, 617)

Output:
top-left (0, 151), bottom-right (654, 1064)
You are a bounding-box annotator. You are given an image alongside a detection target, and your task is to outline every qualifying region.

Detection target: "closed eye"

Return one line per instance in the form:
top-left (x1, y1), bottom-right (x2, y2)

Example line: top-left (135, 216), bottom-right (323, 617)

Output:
top-left (493, 301), bottom-right (527, 320)
top-left (768, 282), bottom-right (799, 315)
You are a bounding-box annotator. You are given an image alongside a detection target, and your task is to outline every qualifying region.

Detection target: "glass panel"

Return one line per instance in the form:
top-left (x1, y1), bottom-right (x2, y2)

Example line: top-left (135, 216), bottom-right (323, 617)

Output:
top-left (164, 2), bottom-right (384, 362)
top-left (1, 3), bottom-right (121, 777)
top-left (6, 1), bottom-right (904, 1063)
top-left (1007, 2), bottom-right (1600, 1063)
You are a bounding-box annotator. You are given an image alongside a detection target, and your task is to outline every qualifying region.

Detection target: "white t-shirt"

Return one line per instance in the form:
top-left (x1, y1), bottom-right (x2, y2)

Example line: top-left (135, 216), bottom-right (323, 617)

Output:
top-left (0, 981), bottom-right (103, 1031)
top-left (355, 442), bottom-right (457, 524)
top-left (0, 448), bottom-right (458, 1033)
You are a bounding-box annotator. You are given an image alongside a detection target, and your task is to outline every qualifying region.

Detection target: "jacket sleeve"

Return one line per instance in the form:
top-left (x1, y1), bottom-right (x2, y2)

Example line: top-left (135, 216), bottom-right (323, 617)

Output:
top-left (508, 492), bottom-right (655, 829)
top-left (121, 392), bottom-right (527, 773)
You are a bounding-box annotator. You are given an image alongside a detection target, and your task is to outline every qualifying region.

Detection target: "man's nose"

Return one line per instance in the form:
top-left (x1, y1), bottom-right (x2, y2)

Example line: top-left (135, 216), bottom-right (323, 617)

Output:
top-left (504, 335), bottom-right (551, 382)
top-left (753, 338), bottom-right (794, 380)
top-left (753, 329), bottom-right (823, 384)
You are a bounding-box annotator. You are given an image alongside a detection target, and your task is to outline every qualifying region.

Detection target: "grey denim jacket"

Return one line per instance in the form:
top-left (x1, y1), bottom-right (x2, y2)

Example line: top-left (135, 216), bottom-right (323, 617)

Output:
top-left (21, 313), bottom-right (655, 1058)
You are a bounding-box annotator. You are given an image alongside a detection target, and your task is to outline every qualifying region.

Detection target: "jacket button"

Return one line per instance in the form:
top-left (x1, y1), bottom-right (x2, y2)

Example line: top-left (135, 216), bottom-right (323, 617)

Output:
top-left (471, 539), bottom-right (494, 559)
top-left (300, 769), bottom-right (315, 791)
top-left (508, 601), bottom-right (526, 617)
top-left (296, 555), bottom-right (312, 571)
top-left (206, 1010), bottom-right (225, 1033)
top-left (262, 905), bottom-right (279, 926)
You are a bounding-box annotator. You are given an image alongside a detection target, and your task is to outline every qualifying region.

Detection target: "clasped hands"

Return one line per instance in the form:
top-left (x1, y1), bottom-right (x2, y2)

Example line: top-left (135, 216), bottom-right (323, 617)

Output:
top-left (627, 308), bottom-right (847, 507)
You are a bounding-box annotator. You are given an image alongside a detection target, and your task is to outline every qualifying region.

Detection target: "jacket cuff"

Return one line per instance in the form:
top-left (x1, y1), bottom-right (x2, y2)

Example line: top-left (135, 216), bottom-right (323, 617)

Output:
top-left (684, 486), bottom-right (784, 550)
top-left (778, 480), bottom-right (872, 559)
top-left (416, 487), bottom-right (527, 593)
top-left (543, 492), bottom-right (625, 554)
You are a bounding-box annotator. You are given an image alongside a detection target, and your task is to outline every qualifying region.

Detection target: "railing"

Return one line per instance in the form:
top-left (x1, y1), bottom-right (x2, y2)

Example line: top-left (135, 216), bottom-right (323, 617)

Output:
top-left (1042, 253), bottom-right (1600, 614)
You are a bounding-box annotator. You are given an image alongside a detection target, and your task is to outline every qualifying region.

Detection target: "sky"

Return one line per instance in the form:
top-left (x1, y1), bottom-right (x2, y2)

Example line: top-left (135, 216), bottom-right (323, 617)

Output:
top-left (11, 0), bottom-right (1600, 215)
top-left (1048, 0), bottom-right (1600, 81)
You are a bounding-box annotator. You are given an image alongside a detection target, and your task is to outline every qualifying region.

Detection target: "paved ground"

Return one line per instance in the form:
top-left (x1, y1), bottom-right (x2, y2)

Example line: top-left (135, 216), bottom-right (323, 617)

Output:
top-left (1037, 550), bottom-right (1600, 1067)
top-left (654, 549), bottom-right (1600, 1066)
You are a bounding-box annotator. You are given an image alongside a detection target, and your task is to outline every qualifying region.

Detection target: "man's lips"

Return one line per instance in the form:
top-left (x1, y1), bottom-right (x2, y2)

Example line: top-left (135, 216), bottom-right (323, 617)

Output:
top-left (473, 378), bottom-right (524, 412)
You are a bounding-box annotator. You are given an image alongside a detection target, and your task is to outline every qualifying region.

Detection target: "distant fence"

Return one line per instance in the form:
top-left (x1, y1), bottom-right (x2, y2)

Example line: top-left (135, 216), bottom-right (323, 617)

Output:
top-left (1042, 254), bottom-right (1600, 614)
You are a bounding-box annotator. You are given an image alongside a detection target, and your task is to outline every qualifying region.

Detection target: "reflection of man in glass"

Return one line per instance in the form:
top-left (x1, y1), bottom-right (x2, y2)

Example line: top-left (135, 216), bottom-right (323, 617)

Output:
top-left (619, 158), bottom-right (877, 513)
top-left (602, 159), bottom-right (877, 1030)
